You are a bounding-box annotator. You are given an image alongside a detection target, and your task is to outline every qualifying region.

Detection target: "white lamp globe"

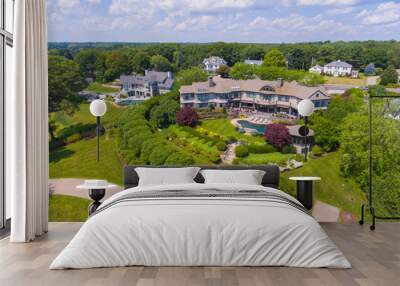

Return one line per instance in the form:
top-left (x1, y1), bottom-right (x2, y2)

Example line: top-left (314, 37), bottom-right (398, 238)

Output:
top-left (298, 99), bottom-right (315, 117)
top-left (90, 100), bottom-right (107, 117)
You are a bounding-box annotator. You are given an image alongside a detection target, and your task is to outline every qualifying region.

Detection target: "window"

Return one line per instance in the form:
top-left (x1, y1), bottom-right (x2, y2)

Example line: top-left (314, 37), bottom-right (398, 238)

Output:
top-left (1, 0), bottom-right (14, 230)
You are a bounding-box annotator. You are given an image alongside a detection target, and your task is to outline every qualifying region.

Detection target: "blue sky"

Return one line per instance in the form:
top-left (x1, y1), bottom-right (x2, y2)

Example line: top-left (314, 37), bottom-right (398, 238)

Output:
top-left (47, 0), bottom-right (400, 43)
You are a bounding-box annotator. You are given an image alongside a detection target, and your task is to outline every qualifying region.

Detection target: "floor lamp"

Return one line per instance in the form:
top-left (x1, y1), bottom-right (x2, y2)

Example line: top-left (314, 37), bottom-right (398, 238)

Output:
top-left (90, 100), bottom-right (107, 162)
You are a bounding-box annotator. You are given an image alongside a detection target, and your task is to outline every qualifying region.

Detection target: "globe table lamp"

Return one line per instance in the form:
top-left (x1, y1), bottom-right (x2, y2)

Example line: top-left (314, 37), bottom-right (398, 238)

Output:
top-left (90, 100), bottom-right (107, 162)
top-left (297, 99), bottom-right (315, 162)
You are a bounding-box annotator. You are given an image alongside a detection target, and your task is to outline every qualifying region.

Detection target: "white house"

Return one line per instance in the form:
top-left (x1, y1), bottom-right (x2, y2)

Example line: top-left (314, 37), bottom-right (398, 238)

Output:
top-left (323, 60), bottom-right (352, 77)
top-left (203, 56), bottom-right (227, 73)
top-left (309, 65), bottom-right (323, 74)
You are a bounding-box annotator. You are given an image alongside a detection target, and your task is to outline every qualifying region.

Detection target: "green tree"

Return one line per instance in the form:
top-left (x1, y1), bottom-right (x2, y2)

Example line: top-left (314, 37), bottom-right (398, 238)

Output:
top-left (176, 67), bottom-right (208, 86)
top-left (74, 49), bottom-right (100, 79)
top-left (150, 97), bottom-right (180, 129)
top-left (48, 55), bottom-right (86, 140)
top-left (230, 63), bottom-right (256, 80)
top-left (263, 49), bottom-right (286, 67)
top-left (380, 65), bottom-right (399, 86)
top-left (104, 51), bottom-right (131, 81)
top-left (131, 51), bottom-right (151, 74)
top-left (150, 55), bottom-right (172, 72)
top-left (216, 65), bottom-right (230, 78)
top-left (241, 45), bottom-right (265, 61)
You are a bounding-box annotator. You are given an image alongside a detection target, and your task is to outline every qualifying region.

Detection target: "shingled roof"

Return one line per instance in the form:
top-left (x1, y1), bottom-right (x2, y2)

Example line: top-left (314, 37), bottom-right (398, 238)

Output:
top-left (120, 71), bottom-right (174, 90)
top-left (179, 76), bottom-right (329, 100)
top-left (325, 60), bottom-right (352, 68)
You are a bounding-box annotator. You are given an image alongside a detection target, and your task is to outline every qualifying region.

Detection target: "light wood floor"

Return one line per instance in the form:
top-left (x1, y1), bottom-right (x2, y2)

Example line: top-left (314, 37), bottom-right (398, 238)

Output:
top-left (0, 222), bottom-right (399, 286)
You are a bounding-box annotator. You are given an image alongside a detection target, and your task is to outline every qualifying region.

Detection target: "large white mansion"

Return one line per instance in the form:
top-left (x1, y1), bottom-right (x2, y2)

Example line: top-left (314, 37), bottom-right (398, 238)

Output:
top-left (179, 76), bottom-right (330, 117)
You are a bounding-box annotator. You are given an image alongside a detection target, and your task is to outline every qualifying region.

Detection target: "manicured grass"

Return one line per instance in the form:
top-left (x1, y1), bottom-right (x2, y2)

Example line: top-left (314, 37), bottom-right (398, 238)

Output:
top-left (280, 152), bottom-right (366, 217)
top-left (50, 135), bottom-right (123, 185)
top-left (236, 152), bottom-right (294, 166)
top-left (323, 76), bottom-right (366, 86)
top-left (86, 82), bottom-right (120, 94)
top-left (49, 194), bottom-right (90, 222)
top-left (52, 102), bottom-right (124, 136)
top-left (199, 119), bottom-right (265, 145)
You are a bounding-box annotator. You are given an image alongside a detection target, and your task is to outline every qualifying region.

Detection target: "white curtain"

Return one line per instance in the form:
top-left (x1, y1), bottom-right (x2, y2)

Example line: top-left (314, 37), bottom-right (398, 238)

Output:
top-left (9, 0), bottom-right (49, 242)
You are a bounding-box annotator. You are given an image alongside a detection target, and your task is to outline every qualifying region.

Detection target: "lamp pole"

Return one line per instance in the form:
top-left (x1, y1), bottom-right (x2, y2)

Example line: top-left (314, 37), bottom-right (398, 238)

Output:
top-left (297, 99), bottom-right (315, 162)
top-left (96, 116), bottom-right (100, 162)
top-left (90, 100), bottom-right (107, 162)
top-left (304, 116), bottom-right (308, 162)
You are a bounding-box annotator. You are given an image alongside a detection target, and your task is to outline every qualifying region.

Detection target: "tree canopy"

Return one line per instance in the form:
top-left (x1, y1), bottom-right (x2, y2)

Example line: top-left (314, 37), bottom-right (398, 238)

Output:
top-left (263, 49), bottom-right (286, 67)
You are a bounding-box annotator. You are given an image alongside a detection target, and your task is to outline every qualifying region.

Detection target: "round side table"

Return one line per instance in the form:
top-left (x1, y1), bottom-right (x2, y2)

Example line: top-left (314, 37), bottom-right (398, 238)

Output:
top-left (289, 177), bottom-right (321, 210)
top-left (77, 183), bottom-right (117, 215)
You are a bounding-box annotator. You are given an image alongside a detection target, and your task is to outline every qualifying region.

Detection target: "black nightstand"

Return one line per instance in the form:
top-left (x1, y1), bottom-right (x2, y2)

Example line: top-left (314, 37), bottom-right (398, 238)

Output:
top-left (289, 177), bottom-right (321, 210)
top-left (77, 182), bottom-right (117, 215)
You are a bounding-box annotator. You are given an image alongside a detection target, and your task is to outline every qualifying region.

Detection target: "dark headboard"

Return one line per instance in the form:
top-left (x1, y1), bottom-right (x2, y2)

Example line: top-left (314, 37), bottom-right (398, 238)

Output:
top-left (123, 165), bottom-right (280, 189)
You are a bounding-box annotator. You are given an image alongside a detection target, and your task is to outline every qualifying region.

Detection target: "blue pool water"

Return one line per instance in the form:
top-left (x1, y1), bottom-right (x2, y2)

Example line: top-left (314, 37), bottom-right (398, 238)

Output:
top-left (237, 120), bottom-right (266, 134)
top-left (116, 99), bottom-right (145, 106)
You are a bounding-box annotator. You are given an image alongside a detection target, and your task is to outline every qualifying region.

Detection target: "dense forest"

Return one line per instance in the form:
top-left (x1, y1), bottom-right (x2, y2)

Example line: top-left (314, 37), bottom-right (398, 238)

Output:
top-left (48, 41), bottom-right (400, 82)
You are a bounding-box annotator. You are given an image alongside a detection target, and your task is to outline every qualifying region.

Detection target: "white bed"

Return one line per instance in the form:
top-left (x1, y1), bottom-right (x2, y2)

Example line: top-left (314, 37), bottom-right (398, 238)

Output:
top-left (50, 183), bottom-right (351, 269)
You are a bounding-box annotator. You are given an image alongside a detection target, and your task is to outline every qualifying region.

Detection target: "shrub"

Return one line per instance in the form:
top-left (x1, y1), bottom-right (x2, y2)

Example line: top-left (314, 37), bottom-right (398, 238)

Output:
top-left (312, 145), bottom-right (323, 157)
top-left (128, 132), bottom-right (155, 157)
top-left (149, 146), bottom-right (174, 165)
top-left (176, 106), bottom-right (199, 127)
top-left (248, 144), bottom-right (276, 154)
top-left (235, 145), bottom-right (249, 158)
top-left (164, 152), bottom-right (195, 165)
top-left (226, 136), bottom-right (237, 144)
top-left (264, 124), bottom-right (292, 149)
top-left (216, 141), bottom-right (227, 151)
top-left (281, 145), bottom-right (297, 154)
top-left (140, 139), bottom-right (163, 163)
top-left (64, 134), bottom-right (81, 144)
top-left (380, 65), bottom-right (399, 86)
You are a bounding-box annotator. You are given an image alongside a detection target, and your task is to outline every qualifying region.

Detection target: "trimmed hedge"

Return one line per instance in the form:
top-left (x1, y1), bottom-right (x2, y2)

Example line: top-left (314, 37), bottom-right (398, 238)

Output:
top-left (235, 145), bottom-right (249, 158)
top-left (248, 144), bottom-right (276, 154)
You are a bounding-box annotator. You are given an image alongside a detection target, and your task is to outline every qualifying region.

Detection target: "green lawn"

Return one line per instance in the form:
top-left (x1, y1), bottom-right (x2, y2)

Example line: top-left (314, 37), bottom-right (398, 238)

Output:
top-left (280, 152), bottom-right (366, 217)
top-left (86, 82), bottom-right (120, 94)
top-left (323, 75), bottom-right (366, 86)
top-left (49, 194), bottom-right (90, 222)
top-left (50, 135), bottom-right (123, 185)
top-left (199, 118), bottom-right (265, 145)
top-left (52, 102), bottom-right (124, 136)
top-left (236, 152), bottom-right (294, 166)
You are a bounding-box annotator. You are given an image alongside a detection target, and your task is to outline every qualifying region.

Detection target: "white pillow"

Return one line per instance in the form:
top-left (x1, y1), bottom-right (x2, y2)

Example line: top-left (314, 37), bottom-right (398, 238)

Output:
top-left (200, 169), bottom-right (266, 185)
top-left (135, 167), bottom-right (200, 186)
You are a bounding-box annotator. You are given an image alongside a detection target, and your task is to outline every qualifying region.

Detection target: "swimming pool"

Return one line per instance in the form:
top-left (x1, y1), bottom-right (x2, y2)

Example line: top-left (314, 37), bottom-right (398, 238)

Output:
top-left (116, 98), bottom-right (145, 106)
top-left (237, 120), bottom-right (266, 134)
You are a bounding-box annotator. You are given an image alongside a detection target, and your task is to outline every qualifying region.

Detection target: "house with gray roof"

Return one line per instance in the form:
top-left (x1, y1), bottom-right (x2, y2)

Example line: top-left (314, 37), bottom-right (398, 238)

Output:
top-left (323, 60), bottom-right (353, 77)
top-left (203, 56), bottom-right (227, 73)
top-left (120, 70), bottom-right (174, 98)
top-left (179, 76), bottom-right (330, 117)
top-left (245, 59), bottom-right (263, 66)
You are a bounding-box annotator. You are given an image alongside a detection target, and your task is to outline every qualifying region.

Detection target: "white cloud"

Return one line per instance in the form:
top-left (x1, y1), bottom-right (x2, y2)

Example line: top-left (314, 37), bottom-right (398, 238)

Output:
top-left (175, 15), bottom-right (215, 32)
top-left (87, 0), bottom-right (101, 4)
top-left (293, 0), bottom-right (359, 5)
top-left (361, 2), bottom-right (400, 25)
top-left (248, 16), bottom-right (269, 29)
top-left (327, 7), bottom-right (355, 15)
top-left (58, 0), bottom-right (80, 9)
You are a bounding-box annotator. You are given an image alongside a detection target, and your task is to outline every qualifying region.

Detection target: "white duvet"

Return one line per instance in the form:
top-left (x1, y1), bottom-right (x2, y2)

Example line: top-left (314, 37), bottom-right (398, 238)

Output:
top-left (50, 183), bottom-right (351, 269)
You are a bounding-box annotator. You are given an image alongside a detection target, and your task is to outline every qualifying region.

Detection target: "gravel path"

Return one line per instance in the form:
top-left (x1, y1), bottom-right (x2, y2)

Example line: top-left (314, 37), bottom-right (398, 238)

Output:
top-left (221, 143), bottom-right (239, 164)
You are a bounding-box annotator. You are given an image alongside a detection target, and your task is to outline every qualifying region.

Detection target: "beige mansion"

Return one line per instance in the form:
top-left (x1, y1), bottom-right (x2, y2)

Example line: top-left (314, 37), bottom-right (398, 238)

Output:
top-left (179, 76), bottom-right (330, 117)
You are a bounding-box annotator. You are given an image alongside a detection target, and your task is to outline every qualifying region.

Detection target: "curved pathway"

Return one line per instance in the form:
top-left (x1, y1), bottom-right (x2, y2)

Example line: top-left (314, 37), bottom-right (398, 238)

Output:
top-left (221, 143), bottom-right (239, 164)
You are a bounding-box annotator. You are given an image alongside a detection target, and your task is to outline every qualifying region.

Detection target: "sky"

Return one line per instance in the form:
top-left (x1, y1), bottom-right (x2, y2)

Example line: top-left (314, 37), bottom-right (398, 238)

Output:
top-left (47, 0), bottom-right (400, 43)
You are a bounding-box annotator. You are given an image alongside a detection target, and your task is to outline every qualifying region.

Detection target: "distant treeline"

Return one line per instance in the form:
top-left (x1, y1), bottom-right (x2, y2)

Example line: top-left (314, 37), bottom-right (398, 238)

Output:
top-left (49, 40), bottom-right (400, 71)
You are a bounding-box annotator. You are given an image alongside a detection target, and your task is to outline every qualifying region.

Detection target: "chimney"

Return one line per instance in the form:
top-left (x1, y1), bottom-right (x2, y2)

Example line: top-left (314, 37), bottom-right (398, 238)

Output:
top-left (208, 76), bottom-right (214, 87)
top-left (145, 70), bottom-right (148, 76)
top-left (167, 71), bottom-right (172, 79)
top-left (277, 78), bottom-right (284, 87)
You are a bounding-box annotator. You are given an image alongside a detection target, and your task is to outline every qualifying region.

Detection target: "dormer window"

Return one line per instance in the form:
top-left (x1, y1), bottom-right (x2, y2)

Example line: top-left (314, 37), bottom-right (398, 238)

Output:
top-left (261, 85), bottom-right (275, 92)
